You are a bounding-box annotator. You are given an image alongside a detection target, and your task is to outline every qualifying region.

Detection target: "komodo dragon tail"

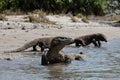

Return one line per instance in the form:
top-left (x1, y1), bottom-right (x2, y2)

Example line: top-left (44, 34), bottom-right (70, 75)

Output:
top-left (4, 44), bottom-right (31, 53)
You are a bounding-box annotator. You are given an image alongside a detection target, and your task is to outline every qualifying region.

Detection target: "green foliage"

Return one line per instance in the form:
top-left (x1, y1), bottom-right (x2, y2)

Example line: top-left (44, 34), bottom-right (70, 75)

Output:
top-left (0, 0), bottom-right (107, 15)
top-left (0, 0), bottom-right (19, 11)
top-left (107, 0), bottom-right (120, 12)
top-left (0, 14), bottom-right (7, 21)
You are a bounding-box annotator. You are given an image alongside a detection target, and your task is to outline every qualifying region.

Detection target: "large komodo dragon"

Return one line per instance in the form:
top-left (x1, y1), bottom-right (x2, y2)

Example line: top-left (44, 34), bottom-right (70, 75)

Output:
top-left (41, 36), bottom-right (89, 65)
top-left (74, 33), bottom-right (107, 47)
top-left (4, 37), bottom-right (53, 53)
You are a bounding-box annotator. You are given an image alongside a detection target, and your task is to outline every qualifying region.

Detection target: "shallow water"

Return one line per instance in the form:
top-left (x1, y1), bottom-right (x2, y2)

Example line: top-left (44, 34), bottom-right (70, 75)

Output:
top-left (0, 39), bottom-right (120, 80)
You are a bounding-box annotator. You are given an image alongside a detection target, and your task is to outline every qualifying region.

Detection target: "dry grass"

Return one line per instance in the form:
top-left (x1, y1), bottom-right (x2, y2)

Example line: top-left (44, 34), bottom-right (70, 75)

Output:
top-left (28, 10), bottom-right (56, 24)
top-left (71, 16), bottom-right (79, 22)
top-left (67, 13), bottom-right (89, 23)
top-left (81, 16), bottom-right (89, 23)
top-left (77, 13), bottom-right (89, 23)
top-left (107, 15), bottom-right (120, 21)
top-left (2, 9), bottom-right (25, 15)
top-left (77, 13), bottom-right (84, 18)
top-left (67, 13), bottom-right (79, 22)
top-left (0, 14), bottom-right (7, 21)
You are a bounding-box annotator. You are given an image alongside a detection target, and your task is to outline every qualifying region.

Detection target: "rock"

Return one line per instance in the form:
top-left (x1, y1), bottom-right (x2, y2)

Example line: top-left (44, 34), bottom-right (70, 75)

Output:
top-left (4, 58), bottom-right (12, 61)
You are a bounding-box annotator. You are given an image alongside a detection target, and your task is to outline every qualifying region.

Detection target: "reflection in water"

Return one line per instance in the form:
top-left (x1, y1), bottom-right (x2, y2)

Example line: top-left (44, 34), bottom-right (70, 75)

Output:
top-left (0, 39), bottom-right (120, 80)
top-left (46, 64), bottom-right (68, 79)
top-left (45, 63), bottom-right (84, 80)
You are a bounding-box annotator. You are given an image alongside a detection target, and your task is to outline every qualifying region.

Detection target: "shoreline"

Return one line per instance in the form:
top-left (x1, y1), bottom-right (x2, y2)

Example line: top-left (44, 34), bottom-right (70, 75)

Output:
top-left (0, 15), bottom-right (120, 52)
top-left (0, 27), bottom-right (120, 47)
top-left (0, 26), bottom-right (120, 59)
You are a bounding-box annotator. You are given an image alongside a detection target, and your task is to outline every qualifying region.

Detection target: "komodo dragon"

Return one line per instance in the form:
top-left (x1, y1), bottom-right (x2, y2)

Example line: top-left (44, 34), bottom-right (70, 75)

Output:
top-left (74, 33), bottom-right (107, 47)
top-left (41, 36), bottom-right (90, 65)
top-left (4, 37), bottom-right (53, 53)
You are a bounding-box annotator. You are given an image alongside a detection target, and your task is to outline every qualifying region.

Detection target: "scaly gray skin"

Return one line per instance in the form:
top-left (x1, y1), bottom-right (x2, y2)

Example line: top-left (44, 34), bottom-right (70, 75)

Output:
top-left (74, 33), bottom-right (107, 47)
top-left (93, 33), bottom-right (107, 47)
top-left (41, 36), bottom-right (73, 65)
top-left (4, 37), bottom-right (53, 53)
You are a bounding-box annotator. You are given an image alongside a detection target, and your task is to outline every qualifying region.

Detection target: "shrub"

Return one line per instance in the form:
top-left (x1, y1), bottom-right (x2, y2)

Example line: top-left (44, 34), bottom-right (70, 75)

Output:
top-left (0, 14), bottom-right (7, 21)
top-left (68, 14), bottom-right (79, 22)
top-left (28, 10), bottom-right (56, 24)
top-left (81, 17), bottom-right (89, 23)
top-left (0, 0), bottom-right (107, 16)
top-left (0, 0), bottom-right (19, 11)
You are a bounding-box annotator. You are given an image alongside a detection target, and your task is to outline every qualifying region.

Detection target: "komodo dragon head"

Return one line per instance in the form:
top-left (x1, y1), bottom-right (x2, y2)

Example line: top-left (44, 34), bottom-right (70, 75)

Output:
top-left (95, 33), bottom-right (107, 42)
top-left (49, 36), bottom-right (73, 52)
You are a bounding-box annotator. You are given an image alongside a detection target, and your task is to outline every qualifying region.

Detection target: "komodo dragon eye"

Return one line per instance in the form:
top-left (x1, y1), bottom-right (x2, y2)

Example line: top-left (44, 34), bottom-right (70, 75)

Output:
top-left (59, 37), bottom-right (67, 39)
top-left (56, 37), bottom-right (68, 41)
top-left (61, 37), bottom-right (68, 40)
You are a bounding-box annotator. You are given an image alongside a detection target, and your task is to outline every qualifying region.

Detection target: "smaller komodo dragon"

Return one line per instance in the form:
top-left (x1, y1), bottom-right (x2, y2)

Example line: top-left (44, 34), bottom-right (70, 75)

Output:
top-left (74, 33), bottom-right (107, 47)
